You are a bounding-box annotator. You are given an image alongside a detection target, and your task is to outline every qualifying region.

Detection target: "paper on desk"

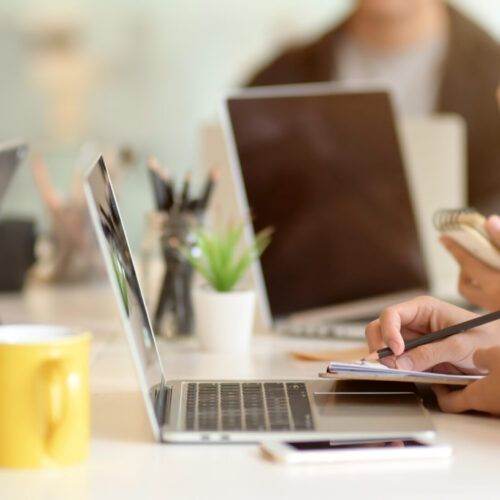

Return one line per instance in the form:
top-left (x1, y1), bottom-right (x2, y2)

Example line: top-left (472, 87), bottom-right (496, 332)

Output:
top-left (324, 361), bottom-right (484, 386)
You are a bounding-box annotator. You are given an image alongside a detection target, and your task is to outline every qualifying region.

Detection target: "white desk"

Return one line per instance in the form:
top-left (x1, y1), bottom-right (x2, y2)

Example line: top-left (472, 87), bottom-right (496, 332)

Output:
top-left (1, 283), bottom-right (500, 500)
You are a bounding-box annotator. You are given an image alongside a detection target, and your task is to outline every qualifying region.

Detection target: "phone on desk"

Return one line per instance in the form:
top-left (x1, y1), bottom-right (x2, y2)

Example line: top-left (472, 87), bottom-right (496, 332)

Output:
top-left (434, 208), bottom-right (500, 270)
top-left (261, 439), bottom-right (452, 464)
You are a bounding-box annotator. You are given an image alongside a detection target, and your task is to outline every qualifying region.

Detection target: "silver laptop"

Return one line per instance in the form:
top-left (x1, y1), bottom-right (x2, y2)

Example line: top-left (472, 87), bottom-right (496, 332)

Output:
top-left (221, 83), bottom-right (431, 338)
top-left (0, 140), bottom-right (27, 208)
top-left (84, 155), bottom-right (435, 443)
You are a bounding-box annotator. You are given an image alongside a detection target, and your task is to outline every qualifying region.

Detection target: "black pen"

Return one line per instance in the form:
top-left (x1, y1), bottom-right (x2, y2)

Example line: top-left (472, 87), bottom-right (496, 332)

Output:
top-left (180, 173), bottom-right (191, 211)
top-left (163, 171), bottom-right (174, 212)
top-left (147, 157), bottom-right (167, 210)
top-left (364, 309), bottom-right (500, 361)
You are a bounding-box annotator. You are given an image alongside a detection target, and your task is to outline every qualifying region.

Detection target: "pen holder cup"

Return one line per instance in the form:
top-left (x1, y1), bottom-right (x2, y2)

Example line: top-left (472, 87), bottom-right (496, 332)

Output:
top-left (140, 211), bottom-right (197, 338)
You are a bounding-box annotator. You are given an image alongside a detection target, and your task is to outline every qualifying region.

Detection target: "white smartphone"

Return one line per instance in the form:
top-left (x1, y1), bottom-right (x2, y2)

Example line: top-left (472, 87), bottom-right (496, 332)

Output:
top-left (260, 439), bottom-right (452, 464)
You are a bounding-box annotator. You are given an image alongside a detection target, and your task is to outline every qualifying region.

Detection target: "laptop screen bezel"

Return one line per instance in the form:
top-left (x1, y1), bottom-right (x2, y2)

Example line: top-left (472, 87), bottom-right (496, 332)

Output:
top-left (220, 82), bottom-right (428, 328)
top-left (84, 155), bottom-right (166, 441)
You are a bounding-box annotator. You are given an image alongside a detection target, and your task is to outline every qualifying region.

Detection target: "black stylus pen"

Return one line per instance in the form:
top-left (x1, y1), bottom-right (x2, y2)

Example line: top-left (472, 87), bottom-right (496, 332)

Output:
top-left (365, 309), bottom-right (500, 361)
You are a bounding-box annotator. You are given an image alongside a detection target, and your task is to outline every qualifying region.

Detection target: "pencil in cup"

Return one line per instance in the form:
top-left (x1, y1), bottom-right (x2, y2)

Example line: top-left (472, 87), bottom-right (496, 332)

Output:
top-left (147, 160), bottom-right (218, 215)
top-left (195, 167), bottom-right (220, 212)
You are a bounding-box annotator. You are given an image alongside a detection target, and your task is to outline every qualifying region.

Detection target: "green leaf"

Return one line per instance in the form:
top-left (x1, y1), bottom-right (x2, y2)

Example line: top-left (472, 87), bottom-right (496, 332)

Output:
top-left (181, 222), bottom-right (273, 292)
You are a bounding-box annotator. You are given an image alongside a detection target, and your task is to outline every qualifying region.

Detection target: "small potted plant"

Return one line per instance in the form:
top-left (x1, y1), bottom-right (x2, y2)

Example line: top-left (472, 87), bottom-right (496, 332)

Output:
top-left (184, 222), bottom-right (272, 353)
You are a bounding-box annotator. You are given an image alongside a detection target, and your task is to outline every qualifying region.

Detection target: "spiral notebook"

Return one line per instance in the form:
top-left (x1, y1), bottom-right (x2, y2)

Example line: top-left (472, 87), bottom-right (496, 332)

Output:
top-left (434, 208), bottom-right (500, 270)
top-left (321, 361), bottom-right (483, 386)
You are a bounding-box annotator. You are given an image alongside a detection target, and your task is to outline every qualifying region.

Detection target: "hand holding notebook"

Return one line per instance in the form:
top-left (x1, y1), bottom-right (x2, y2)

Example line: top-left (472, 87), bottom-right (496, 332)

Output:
top-left (435, 209), bottom-right (500, 312)
top-left (434, 208), bottom-right (500, 270)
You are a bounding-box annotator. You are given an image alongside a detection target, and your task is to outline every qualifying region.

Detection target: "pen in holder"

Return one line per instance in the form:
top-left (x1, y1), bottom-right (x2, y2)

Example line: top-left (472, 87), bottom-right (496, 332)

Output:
top-left (142, 210), bottom-right (197, 338)
top-left (142, 158), bottom-right (218, 338)
top-left (30, 155), bottom-right (100, 283)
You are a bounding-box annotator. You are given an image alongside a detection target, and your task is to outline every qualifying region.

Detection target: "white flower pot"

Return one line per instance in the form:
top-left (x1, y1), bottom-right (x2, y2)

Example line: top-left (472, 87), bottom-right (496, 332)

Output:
top-left (193, 287), bottom-right (256, 354)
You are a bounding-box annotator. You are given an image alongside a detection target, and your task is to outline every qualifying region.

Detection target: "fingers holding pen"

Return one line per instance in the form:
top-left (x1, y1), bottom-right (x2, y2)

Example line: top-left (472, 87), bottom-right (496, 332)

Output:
top-left (365, 307), bottom-right (416, 367)
top-left (378, 307), bottom-right (406, 356)
top-left (364, 296), bottom-right (484, 373)
top-left (394, 339), bottom-right (457, 372)
top-left (365, 306), bottom-right (423, 367)
top-left (365, 319), bottom-right (395, 368)
top-left (365, 319), bottom-right (382, 352)
top-left (365, 296), bottom-right (439, 355)
top-left (365, 305), bottom-right (410, 356)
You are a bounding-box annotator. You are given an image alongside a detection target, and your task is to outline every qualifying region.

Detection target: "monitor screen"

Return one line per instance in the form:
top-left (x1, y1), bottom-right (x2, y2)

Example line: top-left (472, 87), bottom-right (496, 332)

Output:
top-left (226, 88), bottom-right (428, 318)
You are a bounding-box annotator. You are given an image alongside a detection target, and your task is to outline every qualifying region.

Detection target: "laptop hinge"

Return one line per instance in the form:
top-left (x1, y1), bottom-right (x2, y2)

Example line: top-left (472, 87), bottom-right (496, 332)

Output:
top-left (153, 379), bottom-right (173, 427)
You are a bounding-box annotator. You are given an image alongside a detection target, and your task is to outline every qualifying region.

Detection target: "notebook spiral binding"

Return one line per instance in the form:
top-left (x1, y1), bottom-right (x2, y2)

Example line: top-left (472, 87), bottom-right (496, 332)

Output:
top-left (433, 208), bottom-right (500, 270)
top-left (433, 208), bottom-right (489, 238)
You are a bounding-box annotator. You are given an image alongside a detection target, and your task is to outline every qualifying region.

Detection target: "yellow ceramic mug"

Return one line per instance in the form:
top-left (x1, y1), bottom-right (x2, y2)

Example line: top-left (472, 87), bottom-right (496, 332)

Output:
top-left (0, 325), bottom-right (91, 468)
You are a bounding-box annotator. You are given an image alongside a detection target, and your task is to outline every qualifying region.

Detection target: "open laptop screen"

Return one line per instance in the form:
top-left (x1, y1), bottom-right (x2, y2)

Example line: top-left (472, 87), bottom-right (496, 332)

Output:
top-left (225, 87), bottom-right (428, 319)
top-left (85, 157), bottom-right (164, 393)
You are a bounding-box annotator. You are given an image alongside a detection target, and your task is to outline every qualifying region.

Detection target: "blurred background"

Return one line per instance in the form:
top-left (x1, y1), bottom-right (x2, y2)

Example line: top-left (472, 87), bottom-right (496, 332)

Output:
top-left (0, 0), bottom-right (499, 250)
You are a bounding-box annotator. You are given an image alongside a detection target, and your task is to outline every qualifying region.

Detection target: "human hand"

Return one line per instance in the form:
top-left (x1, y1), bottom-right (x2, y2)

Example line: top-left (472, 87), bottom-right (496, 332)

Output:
top-left (440, 215), bottom-right (500, 311)
top-left (433, 346), bottom-right (500, 415)
top-left (365, 296), bottom-right (500, 374)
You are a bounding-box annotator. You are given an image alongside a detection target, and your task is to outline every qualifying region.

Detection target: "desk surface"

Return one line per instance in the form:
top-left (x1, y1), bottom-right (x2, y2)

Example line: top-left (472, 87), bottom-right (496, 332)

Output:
top-left (1, 283), bottom-right (500, 500)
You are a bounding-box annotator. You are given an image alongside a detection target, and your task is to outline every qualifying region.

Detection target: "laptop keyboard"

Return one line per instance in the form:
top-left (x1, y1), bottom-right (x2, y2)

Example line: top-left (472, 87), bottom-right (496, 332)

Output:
top-left (185, 382), bottom-right (314, 432)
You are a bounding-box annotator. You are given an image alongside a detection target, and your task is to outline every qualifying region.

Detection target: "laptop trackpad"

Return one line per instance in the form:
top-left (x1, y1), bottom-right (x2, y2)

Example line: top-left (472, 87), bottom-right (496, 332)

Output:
top-left (314, 392), bottom-right (425, 417)
top-left (312, 380), bottom-right (431, 434)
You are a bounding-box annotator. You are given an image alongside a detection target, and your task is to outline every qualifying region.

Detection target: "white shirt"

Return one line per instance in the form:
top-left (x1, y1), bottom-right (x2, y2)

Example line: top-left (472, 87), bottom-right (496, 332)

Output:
top-left (336, 33), bottom-right (447, 116)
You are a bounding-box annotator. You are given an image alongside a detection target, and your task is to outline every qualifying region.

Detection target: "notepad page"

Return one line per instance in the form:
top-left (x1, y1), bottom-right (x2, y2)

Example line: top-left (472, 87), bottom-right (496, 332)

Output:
top-left (327, 361), bottom-right (483, 383)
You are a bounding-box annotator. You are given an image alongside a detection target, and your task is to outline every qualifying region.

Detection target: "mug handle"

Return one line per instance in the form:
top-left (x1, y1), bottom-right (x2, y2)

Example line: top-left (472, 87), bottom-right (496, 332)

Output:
top-left (39, 359), bottom-right (69, 454)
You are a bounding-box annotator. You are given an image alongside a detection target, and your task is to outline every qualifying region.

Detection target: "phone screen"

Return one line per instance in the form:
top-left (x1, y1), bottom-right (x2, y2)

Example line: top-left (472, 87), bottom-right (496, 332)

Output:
top-left (287, 439), bottom-right (425, 451)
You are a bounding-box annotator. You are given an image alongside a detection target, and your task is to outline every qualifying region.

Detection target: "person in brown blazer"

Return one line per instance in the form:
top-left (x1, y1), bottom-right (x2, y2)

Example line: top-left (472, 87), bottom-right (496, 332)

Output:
top-left (248, 0), bottom-right (500, 215)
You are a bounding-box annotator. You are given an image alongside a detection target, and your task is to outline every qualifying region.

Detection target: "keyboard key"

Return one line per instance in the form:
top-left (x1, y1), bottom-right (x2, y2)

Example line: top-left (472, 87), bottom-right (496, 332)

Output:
top-left (264, 383), bottom-right (291, 431)
top-left (185, 383), bottom-right (197, 430)
top-left (221, 383), bottom-right (242, 430)
top-left (286, 383), bottom-right (314, 430)
top-left (242, 383), bottom-right (266, 431)
top-left (198, 383), bottom-right (219, 430)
